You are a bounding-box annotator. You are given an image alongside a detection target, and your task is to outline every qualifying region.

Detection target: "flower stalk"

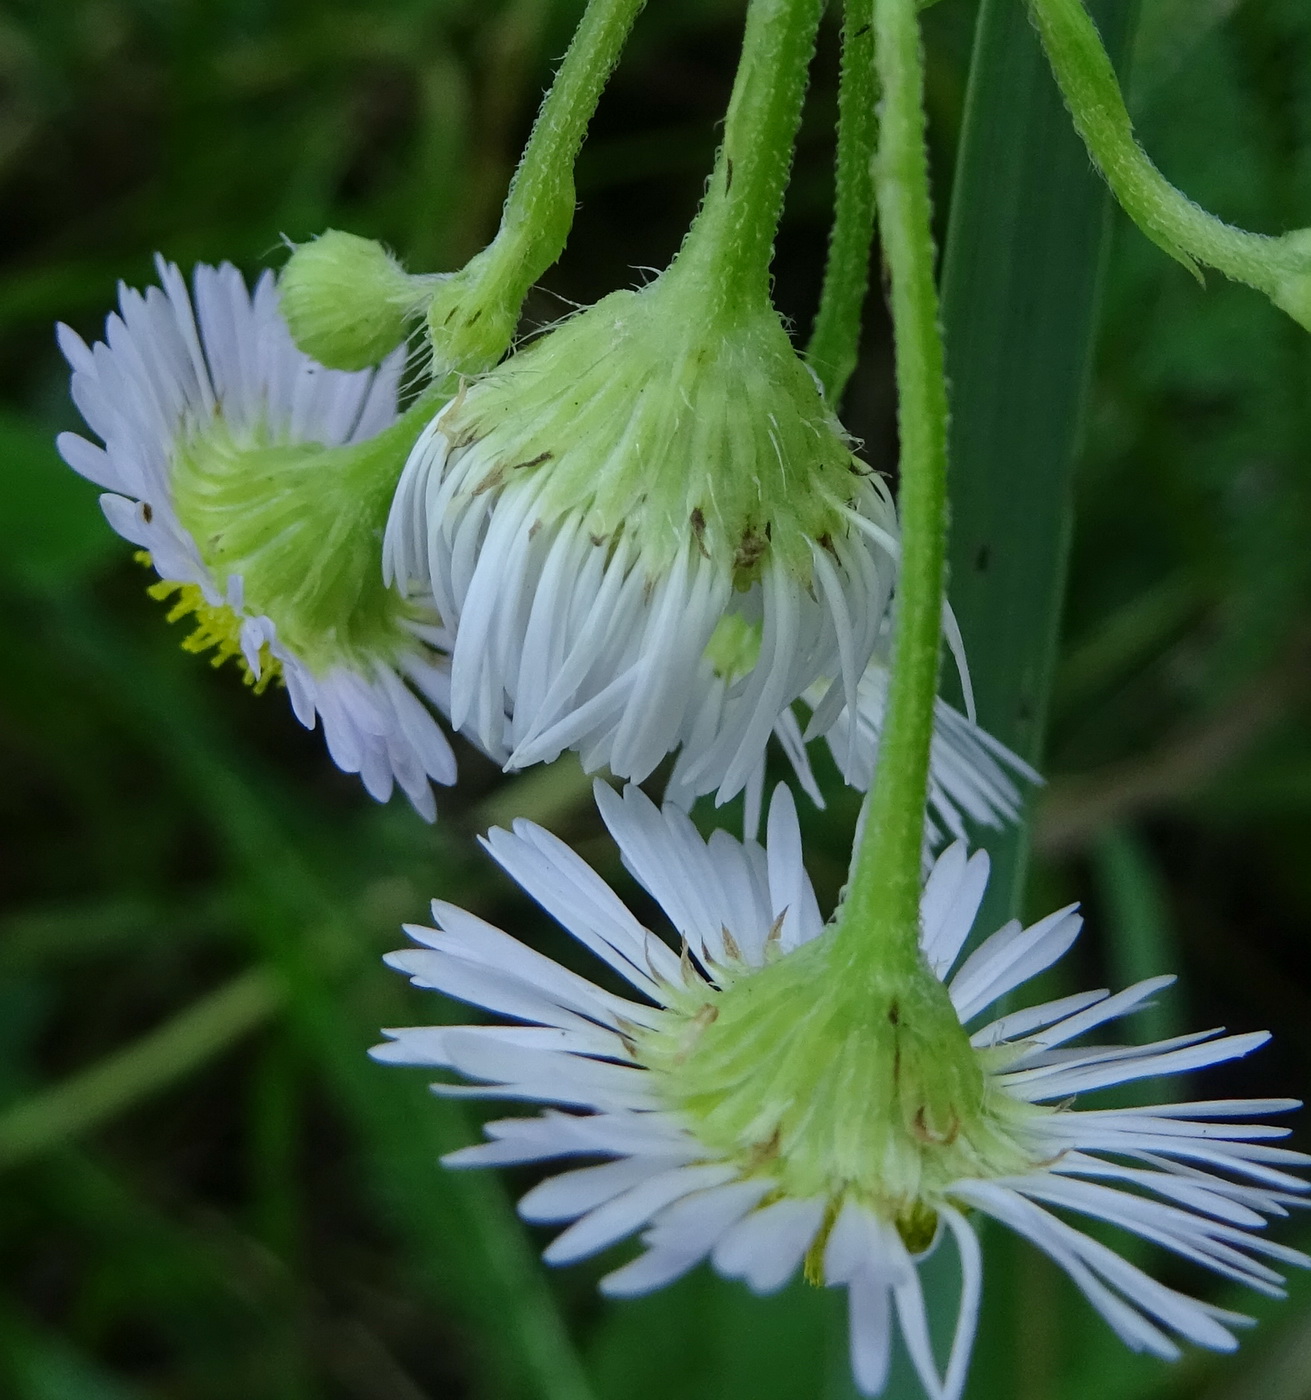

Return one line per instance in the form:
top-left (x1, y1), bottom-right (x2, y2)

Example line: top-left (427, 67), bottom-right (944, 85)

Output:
top-left (806, 0), bottom-right (879, 404)
top-left (427, 0), bottom-right (648, 370)
top-left (1028, 0), bottom-right (1311, 331)
top-left (835, 0), bottom-right (949, 975)
top-left (662, 0), bottom-right (826, 318)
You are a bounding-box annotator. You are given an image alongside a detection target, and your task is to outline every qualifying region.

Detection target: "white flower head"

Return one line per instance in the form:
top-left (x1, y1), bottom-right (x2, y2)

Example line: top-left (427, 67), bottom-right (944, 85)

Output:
top-left (58, 257), bottom-right (461, 819)
top-left (383, 277), bottom-right (900, 798)
top-left (376, 784), bottom-right (1307, 1399)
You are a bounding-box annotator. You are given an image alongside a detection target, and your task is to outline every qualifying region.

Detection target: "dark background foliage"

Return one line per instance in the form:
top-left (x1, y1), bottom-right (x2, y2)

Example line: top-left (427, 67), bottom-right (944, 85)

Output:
top-left (0, 1), bottom-right (1308, 1397)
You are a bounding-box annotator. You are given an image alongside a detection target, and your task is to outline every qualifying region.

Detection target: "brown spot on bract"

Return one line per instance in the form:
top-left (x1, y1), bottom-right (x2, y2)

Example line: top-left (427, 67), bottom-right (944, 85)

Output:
top-left (745, 1126), bottom-right (782, 1170)
top-left (690, 507), bottom-right (710, 559)
top-left (141, 503), bottom-right (153, 523)
top-left (887, 1000), bottom-right (900, 1026)
top-left (734, 525), bottom-right (768, 573)
top-left (912, 1106), bottom-right (960, 1146)
top-left (764, 911), bottom-right (786, 953)
top-left (471, 464), bottom-right (506, 496)
top-left (512, 451), bottom-right (553, 471)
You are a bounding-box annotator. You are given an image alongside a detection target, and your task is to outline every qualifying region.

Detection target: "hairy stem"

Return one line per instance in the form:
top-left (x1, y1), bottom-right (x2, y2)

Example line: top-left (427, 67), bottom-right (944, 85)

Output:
top-left (836, 0), bottom-right (948, 973)
top-left (668, 0), bottom-right (826, 315)
top-left (806, 0), bottom-right (880, 404)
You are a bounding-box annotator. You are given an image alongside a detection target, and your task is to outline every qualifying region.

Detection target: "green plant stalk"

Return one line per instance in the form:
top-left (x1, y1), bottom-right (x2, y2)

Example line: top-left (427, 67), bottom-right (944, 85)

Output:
top-left (493, 0), bottom-right (646, 274)
top-left (939, 0), bottom-right (1137, 937)
top-left (805, 0), bottom-right (879, 404)
top-left (835, 0), bottom-right (947, 973)
top-left (1026, 0), bottom-right (1311, 330)
top-left (428, 0), bottom-right (646, 368)
top-left (667, 0), bottom-right (826, 313)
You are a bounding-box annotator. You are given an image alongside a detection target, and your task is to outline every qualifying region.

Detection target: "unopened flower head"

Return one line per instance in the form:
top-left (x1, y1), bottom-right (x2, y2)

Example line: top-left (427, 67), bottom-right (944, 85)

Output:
top-left (384, 273), bottom-right (899, 797)
top-left (279, 230), bottom-right (442, 372)
top-left (59, 258), bottom-right (461, 818)
top-left (377, 784), bottom-right (1307, 1399)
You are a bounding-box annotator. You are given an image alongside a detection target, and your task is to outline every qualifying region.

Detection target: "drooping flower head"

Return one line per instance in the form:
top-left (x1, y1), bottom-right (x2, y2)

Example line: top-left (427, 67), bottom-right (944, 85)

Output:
top-left (384, 274), bottom-right (899, 798)
top-left (58, 258), bottom-right (461, 818)
top-left (376, 784), bottom-right (1307, 1399)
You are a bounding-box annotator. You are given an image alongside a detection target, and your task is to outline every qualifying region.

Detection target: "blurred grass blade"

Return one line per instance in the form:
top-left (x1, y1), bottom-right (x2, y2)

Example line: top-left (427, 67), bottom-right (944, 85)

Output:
top-left (939, 0), bottom-right (1139, 931)
top-left (0, 970), bottom-right (279, 1173)
top-left (1054, 571), bottom-right (1196, 715)
top-left (937, 4), bottom-right (1139, 1399)
top-left (1092, 825), bottom-right (1182, 1047)
top-left (0, 408), bottom-right (117, 591)
top-left (0, 1299), bottom-right (147, 1400)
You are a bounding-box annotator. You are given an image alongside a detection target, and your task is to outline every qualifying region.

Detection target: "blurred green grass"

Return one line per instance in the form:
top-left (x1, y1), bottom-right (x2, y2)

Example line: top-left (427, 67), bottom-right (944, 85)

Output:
top-left (0, 0), bottom-right (1309, 1397)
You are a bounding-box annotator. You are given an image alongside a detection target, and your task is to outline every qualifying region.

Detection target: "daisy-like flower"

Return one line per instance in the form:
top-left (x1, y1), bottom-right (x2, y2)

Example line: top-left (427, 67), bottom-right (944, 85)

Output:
top-left (375, 784), bottom-right (1307, 1399)
top-left (58, 257), bottom-right (463, 819)
top-left (383, 279), bottom-right (899, 797)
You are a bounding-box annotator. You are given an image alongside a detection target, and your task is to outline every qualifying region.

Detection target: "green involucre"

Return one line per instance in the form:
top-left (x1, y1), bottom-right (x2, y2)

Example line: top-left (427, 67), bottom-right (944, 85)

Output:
top-left (436, 278), bottom-right (868, 584)
top-left (636, 933), bottom-right (1040, 1239)
top-left (170, 391), bottom-right (445, 672)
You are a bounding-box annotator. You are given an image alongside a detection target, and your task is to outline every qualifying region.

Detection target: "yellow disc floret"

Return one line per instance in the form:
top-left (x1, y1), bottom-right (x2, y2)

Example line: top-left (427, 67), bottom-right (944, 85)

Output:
top-left (138, 553), bottom-right (281, 694)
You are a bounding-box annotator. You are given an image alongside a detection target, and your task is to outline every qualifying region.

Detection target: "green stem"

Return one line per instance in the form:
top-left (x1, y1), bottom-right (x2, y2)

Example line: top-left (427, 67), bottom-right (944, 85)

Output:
top-left (667, 0), bottom-right (826, 314)
top-left (805, 0), bottom-right (879, 404)
top-left (428, 0), bottom-right (646, 369)
top-left (493, 0), bottom-right (646, 276)
top-left (1027, 0), bottom-right (1311, 331)
top-left (835, 0), bottom-right (948, 973)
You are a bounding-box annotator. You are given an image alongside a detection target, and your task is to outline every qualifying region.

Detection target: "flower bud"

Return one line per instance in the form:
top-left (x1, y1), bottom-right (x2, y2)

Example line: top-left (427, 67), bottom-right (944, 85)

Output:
top-left (279, 230), bottom-right (434, 371)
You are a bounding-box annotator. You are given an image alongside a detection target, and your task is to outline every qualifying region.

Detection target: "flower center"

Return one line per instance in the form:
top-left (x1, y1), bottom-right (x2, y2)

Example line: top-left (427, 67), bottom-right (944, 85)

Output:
top-left (139, 554), bottom-right (281, 692)
top-left (636, 933), bottom-right (1041, 1247)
